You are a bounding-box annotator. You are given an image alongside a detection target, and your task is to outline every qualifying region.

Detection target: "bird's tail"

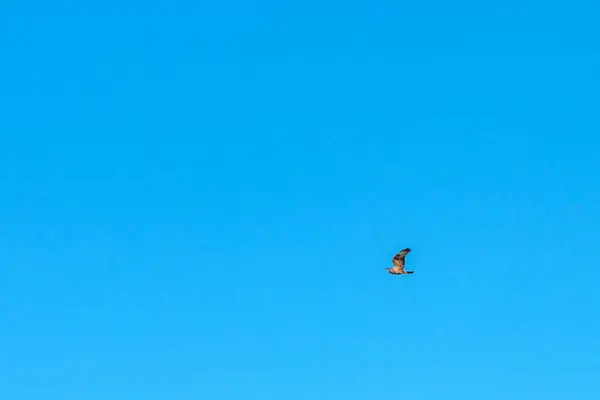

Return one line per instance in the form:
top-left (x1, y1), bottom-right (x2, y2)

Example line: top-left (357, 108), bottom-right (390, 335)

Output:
top-left (405, 271), bottom-right (414, 274)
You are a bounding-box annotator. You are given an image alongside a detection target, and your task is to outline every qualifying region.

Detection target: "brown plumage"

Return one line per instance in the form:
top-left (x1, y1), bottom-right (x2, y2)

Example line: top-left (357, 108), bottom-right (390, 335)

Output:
top-left (385, 247), bottom-right (414, 275)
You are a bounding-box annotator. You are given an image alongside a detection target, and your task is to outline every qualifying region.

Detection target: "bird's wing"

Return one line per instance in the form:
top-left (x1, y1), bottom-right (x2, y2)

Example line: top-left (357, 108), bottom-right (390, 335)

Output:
top-left (392, 248), bottom-right (411, 268)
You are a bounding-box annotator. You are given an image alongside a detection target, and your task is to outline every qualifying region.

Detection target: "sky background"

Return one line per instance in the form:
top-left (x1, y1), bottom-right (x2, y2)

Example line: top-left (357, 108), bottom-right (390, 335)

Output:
top-left (1, 1), bottom-right (599, 399)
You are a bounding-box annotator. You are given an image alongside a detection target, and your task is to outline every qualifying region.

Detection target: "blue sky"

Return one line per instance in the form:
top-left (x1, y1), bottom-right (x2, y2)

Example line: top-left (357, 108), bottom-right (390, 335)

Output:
top-left (1, 1), bottom-right (599, 399)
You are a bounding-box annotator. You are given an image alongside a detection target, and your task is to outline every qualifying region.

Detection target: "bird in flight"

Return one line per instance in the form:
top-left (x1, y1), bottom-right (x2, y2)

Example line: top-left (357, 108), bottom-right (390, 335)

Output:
top-left (385, 248), bottom-right (414, 275)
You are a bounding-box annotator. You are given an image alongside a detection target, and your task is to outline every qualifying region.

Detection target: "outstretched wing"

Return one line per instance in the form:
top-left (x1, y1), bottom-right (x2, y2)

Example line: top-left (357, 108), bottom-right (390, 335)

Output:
top-left (392, 248), bottom-right (411, 270)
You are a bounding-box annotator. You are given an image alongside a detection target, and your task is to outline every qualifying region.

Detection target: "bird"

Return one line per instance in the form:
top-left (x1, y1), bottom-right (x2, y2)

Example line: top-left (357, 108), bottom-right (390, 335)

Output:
top-left (385, 247), bottom-right (414, 275)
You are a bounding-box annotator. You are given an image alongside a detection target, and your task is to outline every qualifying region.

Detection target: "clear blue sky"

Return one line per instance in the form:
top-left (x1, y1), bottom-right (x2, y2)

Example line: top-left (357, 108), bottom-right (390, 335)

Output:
top-left (1, 1), bottom-right (599, 399)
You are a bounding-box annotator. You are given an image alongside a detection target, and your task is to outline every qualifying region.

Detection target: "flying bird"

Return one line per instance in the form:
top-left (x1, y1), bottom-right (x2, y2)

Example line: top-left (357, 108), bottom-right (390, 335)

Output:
top-left (385, 247), bottom-right (414, 275)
